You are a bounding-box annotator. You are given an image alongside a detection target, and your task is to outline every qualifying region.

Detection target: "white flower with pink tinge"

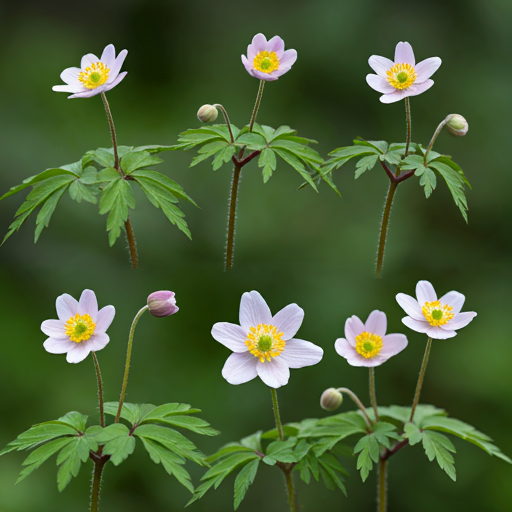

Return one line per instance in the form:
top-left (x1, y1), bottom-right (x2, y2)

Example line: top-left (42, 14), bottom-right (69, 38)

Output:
top-left (52, 44), bottom-right (128, 99)
top-left (212, 291), bottom-right (323, 389)
top-left (366, 41), bottom-right (441, 104)
top-left (242, 34), bottom-right (297, 82)
top-left (335, 311), bottom-right (408, 367)
top-left (41, 290), bottom-right (115, 363)
top-left (396, 280), bottom-right (476, 340)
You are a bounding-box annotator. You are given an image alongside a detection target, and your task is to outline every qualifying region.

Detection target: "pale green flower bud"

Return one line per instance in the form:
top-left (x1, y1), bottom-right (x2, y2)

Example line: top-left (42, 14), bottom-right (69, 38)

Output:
top-left (446, 114), bottom-right (468, 137)
top-left (197, 104), bottom-right (218, 123)
top-left (320, 388), bottom-right (343, 411)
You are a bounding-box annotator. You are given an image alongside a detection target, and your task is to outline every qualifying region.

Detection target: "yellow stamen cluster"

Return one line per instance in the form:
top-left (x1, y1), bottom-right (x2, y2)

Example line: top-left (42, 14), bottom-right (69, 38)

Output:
top-left (422, 301), bottom-right (454, 327)
top-left (65, 314), bottom-right (96, 343)
top-left (79, 62), bottom-right (109, 89)
top-left (355, 332), bottom-right (383, 359)
top-left (387, 63), bottom-right (417, 90)
top-left (245, 324), bottom-right (286, 363)
top-left (253, 51), bottom-right (279, 74)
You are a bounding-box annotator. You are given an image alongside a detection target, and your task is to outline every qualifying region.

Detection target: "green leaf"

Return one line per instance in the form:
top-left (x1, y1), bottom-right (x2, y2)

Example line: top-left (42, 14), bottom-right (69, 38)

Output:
top-left (235, 132), bottom-right (267, 151)
top-left (240, 431), bottom-right (262, 452)
top-left (272, 149), bottom-right (318, 192)
top-left (206, 444), bottom-right (256, 464)
top-left (121, 151), bottom-right (163, 174)
top-left (261, 426), bottom-right (299, 440)
top-left (190, 141), bottom-right (229, 167)
top-left (132, 170), bottom-right (197, 206)
top-left (265, 438), bottom-right (299, 464)
top-left (317, 453), bottom-right (347, 494)
top-left (401, 155), bottom-right (424, 171)
top-left (353, 435), bottom-right (379, 482)
top-left (354, 139), bottom-right (388, 153)
top-left (103, 434), bottom-right (136, 466)
top-left (355, 155), bottom-right (378, 179)
top-left (258, 148), bottom-right (277, 183)
top-left (212, 145), bottom-right (237, 171)
top-left (56, 439), bottom-right (82, 492)
top-left (34, 186), bottom-right (67, 243)
top-left (103, 402), bottom-right (149, 426)
top-left (270, 140), bottom-right (323, 165)
top-left (419, 167), bottom-right (437, 198)
top-left (233, 458), bottom-right (260, 510)
top-left (94, 423), bottom-right (130, 443)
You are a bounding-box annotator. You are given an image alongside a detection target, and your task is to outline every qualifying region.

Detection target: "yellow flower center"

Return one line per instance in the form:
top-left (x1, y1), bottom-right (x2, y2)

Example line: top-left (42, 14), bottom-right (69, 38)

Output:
top-left (387, 63), bottom-right (417, 90)
top-left (253, 51), bottom-right (279, 74)
top-left (422, 301), bottom-right (454, 327)
top-left (245, 324), bottom-right (286, 363)
top-left (65, 314), bottom-right (96, 343)
top-left (355, 332), bottom-right (383, 359)
top-left (79, 62), bottom-right (110, 89)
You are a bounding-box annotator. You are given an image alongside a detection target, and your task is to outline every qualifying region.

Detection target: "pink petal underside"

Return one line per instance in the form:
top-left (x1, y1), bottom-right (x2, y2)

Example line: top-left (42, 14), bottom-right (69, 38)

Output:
top-left (250, 69), bottom-right (279, 81)
top-left (104, 72), bottom-right (127, 92)
top-left (416, 281), bottom-right (437, 305)
top-left (88, 333), bottom-right (110, 352)
top-left (366, 74), bottom-right (395, 94)
top-left (270, 66), bottom-right (291, 79)
top-left (81, 53), bottom-right (100, 70)
top-left (365, 310), bottom-right (387, 337)
top-left (379, 89), bottom-right (408, 104)
top-left (380, 333), bottom-right (408, 357)
top-left (100, 44), bottom-right (116, 69)
top-left (415, 57), bottom-right (441, 83)
top-left (211, 322), bottom-right (248, 353)
top-left (402, 316), bottom-right (430, 334)
top-left (43, 337), bottom-right (75, 354)
top-left (439, 291), bottom-right (465, 315)
top-left (239, 291), bottom-right (272, 331)
top-left (344, 315), bottom-right (365, 346)
top-left (222, 352), bottom-right (258, 385)
top-left (267, 35), bottom-right (285, 58)
top-left (406, 80), bottom-right (434, 97)
top-left (426, 325), bottom-right (457, 339)
top-left (247, 44), bottom-right (257, 62)
top-left (67, 86), bottom-right (107, 99)
top-left (368, 55), bottom-right (394, 77)
top-left (279, 49), bottom-right (297, 68)
top-left (396, 293), bottom-right (424, 321)
top-left (53, 84), bottom-right (84, 93)
top-left (41, 320), bottom-right (67, 338)
top-left (271, 304), bottom-right (304, 340)
top-left (394, 41), bottom-right (415, 65)
top-left (66, 343), bottom-right (92, 363)
top-left (256, 357), bottom-right (290, 388)
top-left (251, 33), bottom-right (268, 54)
top-left (442, 312), bottom-right (476, 330)
top-left (56, 293), bottom-right (79, 321)
top-left (279, 339), bottom-right (323, 369)
top-left (60, 67), bottom-right (82, 85)
top-left (96, 305), bottom-right (115, 332)
top-left (78, 289), bottom-right (98, 321)
top-left (107, 50), bottom-right (128, 83)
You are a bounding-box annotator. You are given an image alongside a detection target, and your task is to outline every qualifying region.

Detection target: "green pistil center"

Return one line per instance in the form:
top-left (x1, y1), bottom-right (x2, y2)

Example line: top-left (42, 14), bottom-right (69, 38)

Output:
top-left (259, 58), bottom-right (272, 71)
top-left (74, 323), bottom-right (88, 336)
top-left (90, 72), bottom-right (101, 83)
top-left (397, 71), bottom-right (408, 83)
top-left (432, 310), bottom-right (443, 321)
top-left (363, 342), bottom-right (374, 352)
top-left (258, 335), bottom-right (273, 352)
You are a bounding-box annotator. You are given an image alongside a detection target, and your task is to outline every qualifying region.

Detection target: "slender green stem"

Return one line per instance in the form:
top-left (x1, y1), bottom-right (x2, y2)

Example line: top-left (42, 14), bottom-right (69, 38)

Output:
top-left (115, 305), bottom-right (149, 423)
top-left (271, 388), bottom-right (284, 441)
top-left (376, 181), bottom-right (398, 278)
top-left (92, 352), bottom-right (105, 428)
top-left (369, 368), bottom-right (379, 422)
top-left (90, 457), bottom-right (106, 512)
top-left (124, 216), bottom-right (138, 270)
top-left (378, 458), bottom-right (387, 512)
top-left (404, 97), bottom-right (412, 157)
top-left (424, 117), bottom-right (449, 165)
top-left (249, 80), bottom-right (265, 133)
top-left (224, 163), bottom-right (242, 271)
top-left (213, 104), bottom-right (234, 143)
top-left (410, 337), bottom-right (433, 422)
top-left (336, 387), bottom-right (372, 427)
top-left (284, 471), bottom-right (298, 512)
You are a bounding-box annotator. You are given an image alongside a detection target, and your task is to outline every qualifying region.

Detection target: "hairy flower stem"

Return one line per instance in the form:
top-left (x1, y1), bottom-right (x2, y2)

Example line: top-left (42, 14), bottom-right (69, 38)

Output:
top-left (115, 306), bottom-right (149, 423)
top-left (369, 368), bottom-right (380, 422)
top-left (375, 180), bottom-right (398, 278)
top-left (92, 352), bottom-right (105, 428)
top-left (271, 388), bottom-right (284, 441)
top-left (378, 458), bottom-right (388, 512)
top-left (336, 387), bottom-right (372, 427)
top-left (213, 104), bottom-right (234, 143)
top-left (404, 97), bottom-right (412, 157)
top-left (249, 80), bottom-right (265, 133)
top-left (90, 456), bottom-right (106, 512)
top-left (285, 471), bottom-right (299, 512)
top-left (100, 92), bottom-right (138, 270)
top-left (410, 337), bottom-right (433, 422)
top-left (424, 117), bottom-right (450, 165)
top-left (225, 163), bottom-right (242, 271)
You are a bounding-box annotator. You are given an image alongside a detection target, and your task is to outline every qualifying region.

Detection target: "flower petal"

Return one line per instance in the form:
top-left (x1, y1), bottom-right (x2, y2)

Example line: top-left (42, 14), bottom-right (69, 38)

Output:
top-left (88, 333), bottom-right (110, 352)
top-left (56, 293), bottom-right (79, 321)
top-left (439, 291), bottom-right (465, 315)
top-left (250, 69), bottom-right (279, 81)
top-left (107, 50), bottom-right (128, 83)
top-left (416, 281), bottom-right (437, 305)
top-left (365, 310), bottom-right (387, 337)
top-left (44, 337), bottom-right (75, 354)
top-left (344, 315), bottom-right (365, 346)
top-left (239, 291), bottom-right (272, 331)
top-left (78, 289), bottom-right (98, 321)
top-left (222, 352), bottom-right (258, 385)
top-left (272, 304), bottom-right (304, 340)
top-left (271, 66), bottom-right (292, 79)
top-left (267, 36), bottom-right (285, 58)
top-left (334, 338), bottom-right (356, 359)
top-left (380, 333), bottom-right (408, 357)
top-left (81, 53), bottom-right (100, 70)
top-left (212, 322), bottom-right (248, 353)
top-left (242, 54), bottom-right (252, 74)
top-left (60, 67), bottom-right (82, 85)
top-left (368, 55), bottom-right (394, 77)
top-left (279, 49), bottom-right (297, 68)
top-left (66, 343), bottom-right (92, 363)
top-left (366, 74), bottom-right (395, 94)
top-left (379, 90), bottom-right (408, 104)
top-left (251, 33), bottom-right (268, 54)
top-left (256, 358), bottom-right (290, 388)
top-left (396, 293), bottom-right (424, 321)
top-left (104, 71), bottom-right (127, 92)
top-left (100, 44), bottom-right (116, 69)
top-left (279, 339), bottom-right (323, 369)
top-left (41, 320), bottom-right (67, 339)
top-left (96, 305), bottom-right (115, 332)
top-left (53, 84), bottom-right (83, 93)
top-left (426, 325), bottom-right (457, 339)
top-left (394, 42), bottom-right (415, 65)
top-left (402, 316), bottom-right (430, 334)
top-left (443, 312), bottom-right (476, 330)
top-left (67, 87), bottom-right (108, 99)
top-left (406, 80), bottom-right (434, 98)
top-left (415, 57), bottom-right (441, 83)
top-left (335, 339), bottom-right (384, 367)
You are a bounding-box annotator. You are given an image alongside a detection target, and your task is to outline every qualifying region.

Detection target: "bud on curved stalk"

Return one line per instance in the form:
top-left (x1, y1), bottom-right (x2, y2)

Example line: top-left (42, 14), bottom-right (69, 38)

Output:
top-left (446, 114), bottom-right (468, 137)
top-left (147, 291), bottom-right (179, 318)
top-left (197, 104), bottom-right (218, 123)
top-left (320, 388), bottom-right (343, 411)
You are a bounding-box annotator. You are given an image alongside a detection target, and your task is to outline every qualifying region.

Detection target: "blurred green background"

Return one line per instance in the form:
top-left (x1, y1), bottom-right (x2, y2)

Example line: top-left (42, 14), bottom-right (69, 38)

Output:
top-left (0, 0), bottom-right (511, 510)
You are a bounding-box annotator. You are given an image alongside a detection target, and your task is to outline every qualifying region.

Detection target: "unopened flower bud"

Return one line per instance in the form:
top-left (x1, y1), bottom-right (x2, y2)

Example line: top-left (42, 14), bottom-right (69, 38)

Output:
top-left (147, 291), bottom-right (179, 318)
top-left (446, 114), bottom-right (468, 137)
top-left (320, 388), bottom-right (343, 411)
top-left (197, 104), bottom-right (218, 123)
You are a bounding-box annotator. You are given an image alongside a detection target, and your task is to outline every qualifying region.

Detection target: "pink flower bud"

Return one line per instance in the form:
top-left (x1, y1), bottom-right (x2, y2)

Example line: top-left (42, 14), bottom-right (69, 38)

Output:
top-left (147, 291), bottom-right (179, 318)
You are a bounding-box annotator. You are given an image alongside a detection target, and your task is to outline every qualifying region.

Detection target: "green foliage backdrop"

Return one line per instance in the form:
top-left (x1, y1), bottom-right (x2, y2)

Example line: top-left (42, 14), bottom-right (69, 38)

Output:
top-left (0, 0), bottom-right (510, 511)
